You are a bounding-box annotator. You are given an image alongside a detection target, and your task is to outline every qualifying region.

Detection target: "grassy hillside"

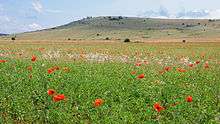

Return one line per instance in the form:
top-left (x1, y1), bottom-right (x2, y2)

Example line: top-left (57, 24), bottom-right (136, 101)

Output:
top-left (2, 16), bottom-right (220, 41)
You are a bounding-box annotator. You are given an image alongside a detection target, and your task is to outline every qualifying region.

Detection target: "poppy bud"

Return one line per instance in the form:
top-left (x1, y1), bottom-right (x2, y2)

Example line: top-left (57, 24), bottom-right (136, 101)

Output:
top-left (47, 89), bottom-right (56, 96)
top-left (154, 103), bottom-right (165, 112)
top-left (137, 74), bottom-right (145, 79)
top-left (186, 96), bottom-right (193, 102)
top-left (31, 55), bottom-right (37, 62)
top-left (53, 94), bottom-right (65, 102)
top-left (93, 98), bottom-right (104, 107)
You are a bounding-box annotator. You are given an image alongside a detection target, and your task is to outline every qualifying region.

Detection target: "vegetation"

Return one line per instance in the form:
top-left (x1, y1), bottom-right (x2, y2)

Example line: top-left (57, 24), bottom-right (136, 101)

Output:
top-left (11, 17), bottom-right (220, 41)
top-left (0, 42), bottom-right (220, 123)
top-left (11, 37), bottom-right (16, 41)
top-left (124, 38), bottom-right (131, 42)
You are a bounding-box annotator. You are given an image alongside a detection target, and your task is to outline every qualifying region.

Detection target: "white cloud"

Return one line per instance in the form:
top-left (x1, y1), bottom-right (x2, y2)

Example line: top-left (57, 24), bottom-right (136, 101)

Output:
top-left (138, 8), bottom-right (220, 19)
top-left (32, 0), bottom-right (43, 13)
top-left (206, 9), bottom-right (220, 19)
top-left (1, 16), bottom-right (10, 22)
top-left (28, 23), bottom-right (43, 30)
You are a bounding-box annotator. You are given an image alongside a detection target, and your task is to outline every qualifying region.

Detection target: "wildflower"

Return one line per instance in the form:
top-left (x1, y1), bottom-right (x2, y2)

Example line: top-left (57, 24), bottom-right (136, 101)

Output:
top-left (93, 98), bottom-right (104, 107)
top-left (31, 55), bottom-right (37, 62)
top-left (204, 62), bottom-right (209, 69)
top-left (137, 74), bottom-right (145, 79)
top-left (131, 71), bottom-right (136, 75)
top-left (188, 63), bottom-right (194, 67)
top-left (47, 66), bottom-right (60, 74)
top-left (48, 69), bottom-right (54, 74)
top-left (159, 70), bottom-right (165, 75)
top-left (135, 62), bottom-right (142, 66)
top-left (38, 48), bottom-right (45, 51)
top-left (53, 94), bottom-right (65, 102)
top-left (177, 68), bottom-right (187, 72)
top-left (53, 66), bottom-right (60, 70)
top-left (0, 60), bottom-right (7, 63)
top-left (195, 60), bottom-right (200, 64)
top-left (27, 66), bottom-right (32, 71)
top-left (164, 66), bottom-right (172, 71)
top-left (186, 96), bottom-right (193, 102)
top-left (47, 89), bottom-right (56, 96)
top-left (154, 103), bottom-right (165, 112)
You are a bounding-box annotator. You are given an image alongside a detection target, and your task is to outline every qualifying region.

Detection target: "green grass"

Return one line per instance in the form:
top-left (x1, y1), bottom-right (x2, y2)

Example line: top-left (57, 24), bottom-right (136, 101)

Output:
top-left (0, 42), bottom-right (220, 123)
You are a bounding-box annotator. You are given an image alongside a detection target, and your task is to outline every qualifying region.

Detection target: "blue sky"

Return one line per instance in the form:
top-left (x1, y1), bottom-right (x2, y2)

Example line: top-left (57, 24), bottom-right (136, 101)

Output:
top-left (0, 0), bottom-right (220, 34)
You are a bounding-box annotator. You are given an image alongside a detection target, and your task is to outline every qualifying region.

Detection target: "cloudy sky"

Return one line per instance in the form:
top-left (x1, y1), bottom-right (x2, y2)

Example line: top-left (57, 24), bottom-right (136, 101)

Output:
top-left (0, 0), bottom-right (220, 34)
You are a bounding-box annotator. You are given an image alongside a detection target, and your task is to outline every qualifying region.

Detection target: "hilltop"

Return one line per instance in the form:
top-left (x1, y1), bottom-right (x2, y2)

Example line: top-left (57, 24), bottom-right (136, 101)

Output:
top-left (2, 16), bottom-right (220, 41)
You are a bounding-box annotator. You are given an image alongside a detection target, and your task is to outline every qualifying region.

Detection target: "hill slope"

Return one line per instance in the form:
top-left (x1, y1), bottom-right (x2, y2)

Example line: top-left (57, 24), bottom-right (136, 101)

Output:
top-left (9, 17), bottom-right (220, 41)
top-left (0, 33), bottom-right (8, 36)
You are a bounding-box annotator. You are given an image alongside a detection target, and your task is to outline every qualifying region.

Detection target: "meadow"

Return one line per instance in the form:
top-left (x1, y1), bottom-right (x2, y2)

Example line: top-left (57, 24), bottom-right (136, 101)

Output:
top-left (0, 41), bottom-right (220, 123)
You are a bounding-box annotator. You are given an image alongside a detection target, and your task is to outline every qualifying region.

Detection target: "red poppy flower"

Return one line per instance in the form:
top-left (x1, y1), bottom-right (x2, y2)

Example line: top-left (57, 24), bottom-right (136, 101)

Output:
top-left (47, 69), bottom-right (54, 74)
top-left (195, 60), bottom-right (200, 64)
top-left (53, 94), bottom-right (65, 102)
top-left (135, 62), bottom-right (142, 66)
top-left (131, 71), bottom-right (136, 75)
top-left (159, 70), bottom-right (165, 75)
top-left (154, 103), bottom-right (165, 112)
top-left (188, 63), bottom-right (194, 67)
top-left (0, 60), bottom-right (7, 63)
top-left (137, 74), bottom-right (145, 79)
top-left (204, 63), bottom-right (209, 69)
top-left (47, 89), bottom-right (56, 96)
top-left (53, 66), bottom-right (60, 70)
top-left (177, 68), bottom-right (187, 72)
top-left (186, 96), bottom-right (193, 102)
top-left (38, 48), bottom-right (45, 51)
top-left (164, 66), bottom-right (172, 71)
top-left (27, 66), bottom-right (32, 71)
top-left (93, 98), bottom-right (104, 107)
top-left (31, 55), bottom-right (37, 62)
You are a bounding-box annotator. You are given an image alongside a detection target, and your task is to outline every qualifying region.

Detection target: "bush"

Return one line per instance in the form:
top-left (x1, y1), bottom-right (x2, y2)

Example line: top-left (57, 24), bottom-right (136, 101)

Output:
top-left (67, 38), bottom-right (71, 40)
top-left (105, 37), bottom-right (110, 40)
top-left (124, 38), bottom-right (130, 42)
top-left (182, 40), bottom-right (186, 43)
top-left (118, 16), bottom-right (123, 19)
top-left (11, 37), bottom-right (16, 41)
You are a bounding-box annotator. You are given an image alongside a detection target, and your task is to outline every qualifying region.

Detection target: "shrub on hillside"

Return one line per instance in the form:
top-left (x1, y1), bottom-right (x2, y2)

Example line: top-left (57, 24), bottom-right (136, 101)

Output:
top-left (11, 37), bottom-right (16, 41)
top-left (124, 38), bottom-right (130, 42)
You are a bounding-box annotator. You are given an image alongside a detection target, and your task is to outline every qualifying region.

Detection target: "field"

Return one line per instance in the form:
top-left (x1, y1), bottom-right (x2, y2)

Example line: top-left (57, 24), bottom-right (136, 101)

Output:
top-left (0, 40), bottom-right (220, 123)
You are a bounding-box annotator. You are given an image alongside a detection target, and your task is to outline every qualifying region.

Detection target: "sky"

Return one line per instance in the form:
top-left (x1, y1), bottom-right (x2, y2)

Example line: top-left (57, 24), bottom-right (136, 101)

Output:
top-left (0, 0), bottom-right (220, 34)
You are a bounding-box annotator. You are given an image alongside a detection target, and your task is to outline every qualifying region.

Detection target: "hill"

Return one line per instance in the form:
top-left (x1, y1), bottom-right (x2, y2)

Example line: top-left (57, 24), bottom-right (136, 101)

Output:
top-left (6, 16), bottom-right (220, 41)
top-left (0, 33), bottom-right (8, 36)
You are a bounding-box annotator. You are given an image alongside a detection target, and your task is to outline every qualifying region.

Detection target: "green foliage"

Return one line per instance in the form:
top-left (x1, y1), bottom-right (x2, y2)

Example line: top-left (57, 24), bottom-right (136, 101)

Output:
top-left (0, 43), bottom-right (220, 123)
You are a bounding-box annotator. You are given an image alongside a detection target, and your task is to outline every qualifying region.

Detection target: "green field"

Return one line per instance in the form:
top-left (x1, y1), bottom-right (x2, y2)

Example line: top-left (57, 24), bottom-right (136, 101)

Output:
top-left (0, 42), bottom-right (220, 123)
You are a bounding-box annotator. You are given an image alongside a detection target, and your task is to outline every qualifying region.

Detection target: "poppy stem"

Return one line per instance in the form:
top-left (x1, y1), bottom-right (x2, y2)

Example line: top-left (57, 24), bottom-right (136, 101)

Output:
top-left (43, 74), bottom-right (49, 123)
